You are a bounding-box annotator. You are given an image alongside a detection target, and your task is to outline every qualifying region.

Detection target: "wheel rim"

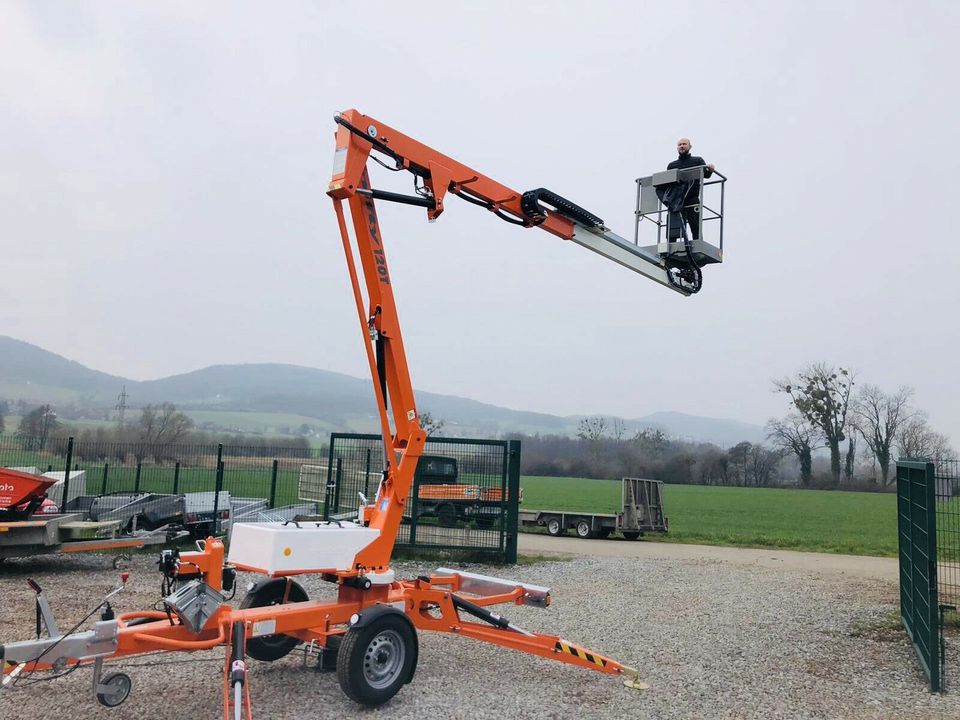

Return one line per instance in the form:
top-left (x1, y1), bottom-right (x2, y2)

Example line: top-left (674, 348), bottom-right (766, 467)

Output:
top-left (577, 522), bottom-right (589, 537)
top-left (547, 519), bottom-right (560, 534)
top-left (363, 629), bottom-right (406, 689)
top-left (101, 674), bottom-right (130, 706)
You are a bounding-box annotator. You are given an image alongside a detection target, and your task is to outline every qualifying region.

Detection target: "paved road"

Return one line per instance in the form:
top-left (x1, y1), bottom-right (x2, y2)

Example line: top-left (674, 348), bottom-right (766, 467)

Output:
top-left (518, 533), bottom-right (899, 582)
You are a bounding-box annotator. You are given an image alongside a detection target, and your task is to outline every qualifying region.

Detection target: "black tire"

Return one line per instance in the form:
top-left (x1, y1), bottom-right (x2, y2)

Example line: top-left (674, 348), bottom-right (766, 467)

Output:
top-left (337, 612), bottom-right (417, 707)
top-left (545, 517), bottom-right (563, 536)
top-left (437, 504), bottom-right (457, 528)
top-left (240, 579), bottom-right (309, 661)
top-left (474, 517), bottom-right (495, 529)
top-left (96, 672), bottom-right (132, 707)
top-left (575, 520), bottom-right (594, 539)
top-left (622, 531), bottom-right (641, 541)
top-left (596, 528), bottom-right (611, 539)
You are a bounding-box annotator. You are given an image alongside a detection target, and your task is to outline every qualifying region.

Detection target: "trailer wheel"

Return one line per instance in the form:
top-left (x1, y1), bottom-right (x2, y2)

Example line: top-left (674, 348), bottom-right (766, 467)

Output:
top-left (474, 517), bottom-right (495, 529)
top-left (546, 517), bottom-right (563, 536)
top-left (622, 531), bottom-right (641, 541)
top-left (575, 520), bottom-right (595, 539)
top-left (240, 579), bottom-right (309, 661)
top-left (337, 612), bottom-right (416, 707)
top-left (437, 504), bottom-right (457, 528)
top-left (596, 529), bottom-right (611, 539)
top-left (96, 672), bottom-right (132, 707)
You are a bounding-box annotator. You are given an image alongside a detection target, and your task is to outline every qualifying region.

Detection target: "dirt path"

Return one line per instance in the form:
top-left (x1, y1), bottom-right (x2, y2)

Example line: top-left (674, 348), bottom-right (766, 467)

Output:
top-left (518, 534), bottom-right (899, 582)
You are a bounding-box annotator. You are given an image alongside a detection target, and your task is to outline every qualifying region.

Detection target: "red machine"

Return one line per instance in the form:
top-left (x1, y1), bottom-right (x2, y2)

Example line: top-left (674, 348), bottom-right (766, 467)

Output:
top-left (0, 468), bottom-right (57, 519)
top-left (1, 110), bottom-right (723, 718)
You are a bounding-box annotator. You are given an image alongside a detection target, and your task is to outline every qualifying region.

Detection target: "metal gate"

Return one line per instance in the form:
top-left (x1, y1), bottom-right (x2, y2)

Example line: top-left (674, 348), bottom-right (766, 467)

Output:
top-left (897, 460), bottom-right (943, 691)
top-left (322, 434), bottom-right (520, 563)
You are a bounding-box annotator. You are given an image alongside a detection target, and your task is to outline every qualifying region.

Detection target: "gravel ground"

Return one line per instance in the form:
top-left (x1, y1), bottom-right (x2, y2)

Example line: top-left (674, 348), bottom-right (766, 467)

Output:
top-left (1, 551), bottom-right (958, 720)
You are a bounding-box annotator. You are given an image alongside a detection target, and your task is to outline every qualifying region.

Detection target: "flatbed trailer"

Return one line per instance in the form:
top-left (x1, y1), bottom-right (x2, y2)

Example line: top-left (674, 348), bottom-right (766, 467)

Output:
top-left (0, 512), bottom-right (176, 560)
top-left (518, 478), bottom-right (667, 540)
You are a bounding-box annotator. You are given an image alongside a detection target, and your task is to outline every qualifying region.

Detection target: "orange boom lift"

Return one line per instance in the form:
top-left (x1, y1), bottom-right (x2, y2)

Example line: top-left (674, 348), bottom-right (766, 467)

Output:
top-left (1, 110), bottom-right (724, 718)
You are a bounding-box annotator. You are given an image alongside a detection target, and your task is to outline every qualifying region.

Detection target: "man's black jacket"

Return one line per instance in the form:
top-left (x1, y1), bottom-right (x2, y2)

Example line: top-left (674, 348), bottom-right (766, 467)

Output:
top-left (667, 152), bottom-right (712, 204)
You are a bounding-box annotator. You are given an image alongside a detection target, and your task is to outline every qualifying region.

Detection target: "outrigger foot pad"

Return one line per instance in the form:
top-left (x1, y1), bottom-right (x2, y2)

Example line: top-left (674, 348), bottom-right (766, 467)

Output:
top-left (622, 667), bottom-right (649, 691)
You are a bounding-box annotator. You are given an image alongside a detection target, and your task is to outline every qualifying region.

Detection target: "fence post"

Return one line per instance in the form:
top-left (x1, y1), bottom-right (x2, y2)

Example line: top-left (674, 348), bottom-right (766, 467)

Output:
top-left (409, 466), bottom-right (421, 547)
top-left (324, 437), bottom-right (337, 520)
top-left (504, 440), bottom-right (522, 564)
top-left (332, 458), bottom-right (343, 518)
top-left (212, 444), bottom-right (223, 534)
top-left (100, 463), bottom-right (109, 495)
top-left (61, 437), bottom-right (74, 511)
top-left (364, 448), bottom-right (372, 498)
top-left (269, 460), bottom-right (279, 508)
top-left (923, 461), bottom-right (940, 692)
top-left (134, 461), bottom-right (142, 493)
top-left (173, 462), bottom-right (181, 494)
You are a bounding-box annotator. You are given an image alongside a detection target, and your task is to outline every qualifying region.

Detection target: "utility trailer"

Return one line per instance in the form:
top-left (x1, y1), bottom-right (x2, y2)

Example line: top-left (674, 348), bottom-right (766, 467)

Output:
top-left (518, 478), bottom-right (667, 540)
top-left (0, 511), bottom-right (180, 560)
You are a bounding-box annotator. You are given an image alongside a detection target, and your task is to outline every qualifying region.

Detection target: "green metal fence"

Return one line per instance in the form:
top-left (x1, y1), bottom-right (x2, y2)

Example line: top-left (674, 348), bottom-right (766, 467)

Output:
top-left (0, 434), bottom-right (321, 512)
top-left (897, 459), bottom-right (959, 693)
top-left (326, 433), bottom-right (521, 563)
top-left (2, 433), bottom-right (521, 561)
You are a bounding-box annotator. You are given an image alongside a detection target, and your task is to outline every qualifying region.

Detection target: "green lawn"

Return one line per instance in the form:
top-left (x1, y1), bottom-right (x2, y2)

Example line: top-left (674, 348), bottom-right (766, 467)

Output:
top-left (521, 476), bottom-right (898, 557)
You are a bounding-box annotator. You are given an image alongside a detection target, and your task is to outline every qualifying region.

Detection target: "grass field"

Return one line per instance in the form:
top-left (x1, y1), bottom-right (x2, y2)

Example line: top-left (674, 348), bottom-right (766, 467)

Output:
top-left (520, 476), bottom-right (899, 557)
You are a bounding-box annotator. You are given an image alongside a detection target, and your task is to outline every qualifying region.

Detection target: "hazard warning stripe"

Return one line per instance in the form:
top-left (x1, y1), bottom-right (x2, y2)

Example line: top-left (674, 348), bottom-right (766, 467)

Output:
top-left (555, 640), bottom-right (606, 667)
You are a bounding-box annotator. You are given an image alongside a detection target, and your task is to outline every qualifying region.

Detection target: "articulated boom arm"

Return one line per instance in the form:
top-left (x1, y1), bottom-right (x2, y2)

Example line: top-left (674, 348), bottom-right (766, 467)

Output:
top-left (327, 109), bottom-right (693, 569)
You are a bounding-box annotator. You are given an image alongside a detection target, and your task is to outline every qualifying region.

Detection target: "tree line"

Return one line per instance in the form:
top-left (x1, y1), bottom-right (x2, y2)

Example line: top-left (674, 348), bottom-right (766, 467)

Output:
top-left (508, 362), bottom-right (953, 490)
top-left (2, 361), bottom-right (953, 489)
top-left (6, 401), bottom-right (311, 461)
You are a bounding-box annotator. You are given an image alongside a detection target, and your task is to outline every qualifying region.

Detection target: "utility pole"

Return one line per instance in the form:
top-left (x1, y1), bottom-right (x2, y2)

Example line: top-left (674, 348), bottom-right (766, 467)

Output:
top-left (115, 385), bottom-right (128, 430)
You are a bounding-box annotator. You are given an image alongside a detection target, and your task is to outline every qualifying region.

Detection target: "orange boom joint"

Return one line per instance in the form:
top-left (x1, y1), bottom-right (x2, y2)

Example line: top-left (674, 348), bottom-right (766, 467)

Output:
top-left (1, 110), bottom-right (726, 718)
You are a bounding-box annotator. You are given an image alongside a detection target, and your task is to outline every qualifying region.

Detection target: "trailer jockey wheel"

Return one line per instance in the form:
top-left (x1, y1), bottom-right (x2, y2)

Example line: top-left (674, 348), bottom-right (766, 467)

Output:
top-left (575, 520), bottom-right (595, 539)
top-left (337, 612), bottom-right (417, 707)
top-left (240, 579), bottom-right (309, 661)
top-left (546, 518), bottom-right (563, 536)
top-left (96, 672), bottom-right (132, 707)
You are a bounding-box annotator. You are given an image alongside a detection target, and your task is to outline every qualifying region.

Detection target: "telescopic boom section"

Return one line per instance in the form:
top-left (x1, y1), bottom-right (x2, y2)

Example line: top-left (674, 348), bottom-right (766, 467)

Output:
top-left (327, 109), bottom-right (688, 567)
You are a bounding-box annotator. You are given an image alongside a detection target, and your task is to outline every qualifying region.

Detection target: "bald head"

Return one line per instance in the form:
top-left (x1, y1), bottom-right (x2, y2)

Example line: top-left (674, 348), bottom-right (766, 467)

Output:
top-left (677, 137), bottom-right (692, 155)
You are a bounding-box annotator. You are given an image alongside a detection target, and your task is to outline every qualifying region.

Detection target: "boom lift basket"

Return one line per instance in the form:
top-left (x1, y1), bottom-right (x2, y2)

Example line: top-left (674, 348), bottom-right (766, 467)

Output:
top-left (634, 166), bottom-right (726, 269)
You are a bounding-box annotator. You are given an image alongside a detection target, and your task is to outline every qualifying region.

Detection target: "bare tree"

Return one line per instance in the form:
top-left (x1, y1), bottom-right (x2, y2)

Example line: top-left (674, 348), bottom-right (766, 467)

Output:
top-left (727, 441), bottom-right (753, 486)
top-left (577, 416), bottom-right (608, 443)
top-left (775, 364), bottom-right (855, 483)
top-left (133, 403), bottom-right (193, 461)
top-left (419, 411), bottom-right (446, 436)
top-left (631, 427), bottom-right (668, 458)
top-left (747, 444), bottom-right (785, 487)
top-left (611, 418), bottom-right (627, 444)
top-left (851, 385), bottom-right (913, 486)
top-left (844, 434), bottom-right (857, 482)
top-left (897, 414), bottom-right (955, 461)
top-left (766, 415), bottom-right (820, 486)
top-left (18, 404), bottom-right (59, 450)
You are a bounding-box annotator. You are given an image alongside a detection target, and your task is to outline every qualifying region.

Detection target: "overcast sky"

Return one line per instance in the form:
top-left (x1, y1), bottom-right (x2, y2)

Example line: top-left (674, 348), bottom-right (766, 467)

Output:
top-left (1, 1), bottom-right (958, 443)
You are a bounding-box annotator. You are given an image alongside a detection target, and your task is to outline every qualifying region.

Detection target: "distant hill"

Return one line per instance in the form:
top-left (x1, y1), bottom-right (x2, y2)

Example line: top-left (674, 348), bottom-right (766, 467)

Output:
top-left (0, 336), bottom-right (765, 445)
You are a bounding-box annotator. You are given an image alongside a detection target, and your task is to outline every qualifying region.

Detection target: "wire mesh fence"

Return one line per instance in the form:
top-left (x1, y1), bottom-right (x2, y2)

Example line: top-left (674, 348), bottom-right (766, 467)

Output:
top-left (326, 433), bottom-right (521, 562)
top-left (897, 458), bottom-right (959, 694)
top-left (0, 434), bottom-right (324, 514)
top-left (935, 460), bottom-right (960, 609)
top-left (1, 433), bottom-right (521, 561)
